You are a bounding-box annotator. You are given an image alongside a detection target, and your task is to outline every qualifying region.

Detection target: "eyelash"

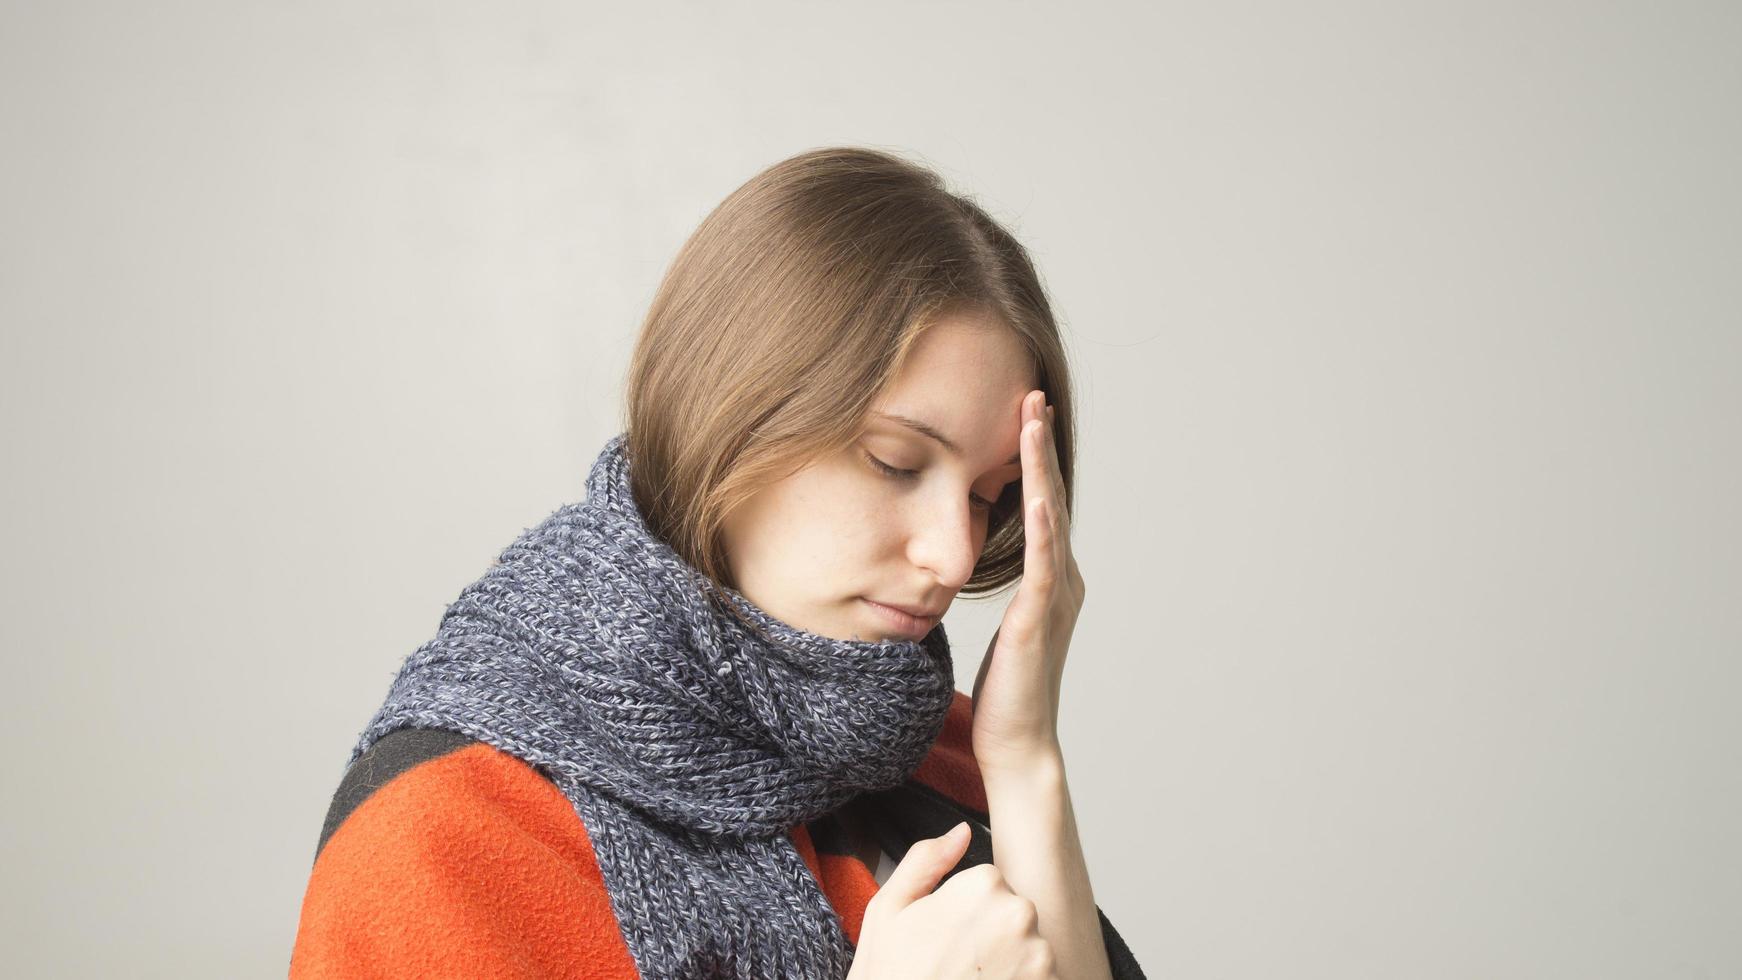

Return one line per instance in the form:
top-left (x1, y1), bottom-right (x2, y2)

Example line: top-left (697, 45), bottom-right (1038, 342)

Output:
top-left (862, 450), bottom-right (999, 512)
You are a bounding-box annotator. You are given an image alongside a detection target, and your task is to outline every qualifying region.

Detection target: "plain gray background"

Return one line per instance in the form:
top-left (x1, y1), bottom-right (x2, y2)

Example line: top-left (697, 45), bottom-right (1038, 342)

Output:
top-left (3, 1), bottom-right (1738, 977)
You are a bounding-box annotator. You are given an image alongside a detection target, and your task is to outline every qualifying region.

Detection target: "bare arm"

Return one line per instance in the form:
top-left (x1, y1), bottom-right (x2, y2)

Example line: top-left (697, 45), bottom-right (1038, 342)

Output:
top-left (984, 749), bottom-right (1114, 980)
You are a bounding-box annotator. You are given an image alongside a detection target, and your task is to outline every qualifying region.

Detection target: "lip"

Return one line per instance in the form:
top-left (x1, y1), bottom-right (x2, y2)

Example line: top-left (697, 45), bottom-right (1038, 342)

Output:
top-left (861, 598), bottom-right (941, 640)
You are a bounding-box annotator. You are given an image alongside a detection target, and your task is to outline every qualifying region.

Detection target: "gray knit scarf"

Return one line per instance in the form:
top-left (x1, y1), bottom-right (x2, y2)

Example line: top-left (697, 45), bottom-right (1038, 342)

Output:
top-left (351, 432), bottom-right (957, 979)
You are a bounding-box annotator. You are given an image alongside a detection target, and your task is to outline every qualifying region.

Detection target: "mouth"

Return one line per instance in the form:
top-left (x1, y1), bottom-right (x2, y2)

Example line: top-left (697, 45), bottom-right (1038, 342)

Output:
top-left (860, 597), bottom-right (940, 641)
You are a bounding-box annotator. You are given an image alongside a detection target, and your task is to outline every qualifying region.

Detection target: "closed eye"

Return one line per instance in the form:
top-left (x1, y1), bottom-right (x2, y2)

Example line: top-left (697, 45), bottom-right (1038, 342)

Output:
top-left (862, 450), bottom-right (997, 512)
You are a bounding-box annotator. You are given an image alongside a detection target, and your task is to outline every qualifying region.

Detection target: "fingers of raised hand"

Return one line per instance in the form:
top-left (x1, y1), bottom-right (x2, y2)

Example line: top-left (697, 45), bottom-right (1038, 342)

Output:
top-left (1021, 422), bottom-right (1060, 590)
top-left (1021, 392), bottom-right (1069, 546)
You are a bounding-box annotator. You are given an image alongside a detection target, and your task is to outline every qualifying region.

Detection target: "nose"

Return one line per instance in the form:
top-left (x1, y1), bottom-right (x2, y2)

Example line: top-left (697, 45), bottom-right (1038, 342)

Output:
top-left (905, 492), bottom-right (980, 590)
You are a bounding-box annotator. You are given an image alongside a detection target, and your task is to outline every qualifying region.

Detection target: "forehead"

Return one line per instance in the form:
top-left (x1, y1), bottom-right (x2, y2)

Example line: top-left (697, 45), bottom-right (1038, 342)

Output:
top-left (877, 314), bottom-right (1035, 412)
top-left (870, 409), bottom-right (1024, 468)
top-left (867, 317), bottom-right (1035, 473)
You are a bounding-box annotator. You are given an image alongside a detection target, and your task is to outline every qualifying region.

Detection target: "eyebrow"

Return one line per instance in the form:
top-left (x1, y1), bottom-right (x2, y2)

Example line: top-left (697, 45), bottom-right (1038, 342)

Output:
top-left (873, 412), bottom-right (1023, 467)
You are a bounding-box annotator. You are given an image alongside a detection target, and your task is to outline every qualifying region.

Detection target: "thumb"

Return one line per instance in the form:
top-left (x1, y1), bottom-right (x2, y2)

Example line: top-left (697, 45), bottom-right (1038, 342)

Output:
top-left (868, 821), bottom-right (971, 911)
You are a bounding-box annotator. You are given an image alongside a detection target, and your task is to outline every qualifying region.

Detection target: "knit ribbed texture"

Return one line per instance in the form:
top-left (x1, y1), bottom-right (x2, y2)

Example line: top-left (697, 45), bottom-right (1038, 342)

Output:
top-left (352, 432), bottom-right (957, 979)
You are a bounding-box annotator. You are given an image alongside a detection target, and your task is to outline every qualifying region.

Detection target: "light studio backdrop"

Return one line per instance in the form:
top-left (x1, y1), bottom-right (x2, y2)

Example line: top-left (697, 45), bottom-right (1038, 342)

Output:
top-left (2, 2), bottom-right (1738, 977)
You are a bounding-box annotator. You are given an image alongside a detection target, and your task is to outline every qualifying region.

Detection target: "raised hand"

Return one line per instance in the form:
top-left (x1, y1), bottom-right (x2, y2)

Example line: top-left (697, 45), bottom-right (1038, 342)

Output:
top-left (970, 389), bottom-right (1085, 778)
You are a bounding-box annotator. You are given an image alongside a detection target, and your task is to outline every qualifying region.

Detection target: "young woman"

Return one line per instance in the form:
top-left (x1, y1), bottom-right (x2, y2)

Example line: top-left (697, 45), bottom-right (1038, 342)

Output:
top-left (291, 147), bottom-right (1144, 979)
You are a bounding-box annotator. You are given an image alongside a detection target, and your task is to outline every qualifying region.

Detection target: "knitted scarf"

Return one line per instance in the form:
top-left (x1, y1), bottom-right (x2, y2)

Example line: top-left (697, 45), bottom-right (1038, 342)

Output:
top-left (351, 432), bottom-right (958, 979)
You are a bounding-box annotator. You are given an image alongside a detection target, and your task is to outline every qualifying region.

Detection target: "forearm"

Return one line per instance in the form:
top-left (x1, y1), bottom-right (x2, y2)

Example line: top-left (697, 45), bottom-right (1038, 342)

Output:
top-left (983, 750), bottom-right (1114, 980)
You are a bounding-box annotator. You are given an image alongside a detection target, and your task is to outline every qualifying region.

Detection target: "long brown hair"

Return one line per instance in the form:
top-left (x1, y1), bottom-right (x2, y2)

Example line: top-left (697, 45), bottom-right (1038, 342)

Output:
top-left (621, 146), bottom-right (1076, 621)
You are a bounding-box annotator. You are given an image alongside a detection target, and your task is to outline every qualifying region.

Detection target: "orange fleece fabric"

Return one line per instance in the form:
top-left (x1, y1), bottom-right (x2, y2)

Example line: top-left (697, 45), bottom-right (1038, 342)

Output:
top-left (291, 689), bottom-right (988, 978)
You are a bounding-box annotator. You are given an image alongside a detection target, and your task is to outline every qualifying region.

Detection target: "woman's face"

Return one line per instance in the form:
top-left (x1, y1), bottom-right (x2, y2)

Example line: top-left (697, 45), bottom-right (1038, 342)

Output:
top-left (720, 311), bottom-right (1037, 643)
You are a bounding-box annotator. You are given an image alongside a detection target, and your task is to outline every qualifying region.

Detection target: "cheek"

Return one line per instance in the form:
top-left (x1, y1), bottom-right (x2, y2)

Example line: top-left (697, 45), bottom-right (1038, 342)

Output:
top-left (818, 490), bottom-right (893, 553)
top-left (812, 474), bottom-right (906, 559)
top-left (773, 468), bottom-right (885, 563)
